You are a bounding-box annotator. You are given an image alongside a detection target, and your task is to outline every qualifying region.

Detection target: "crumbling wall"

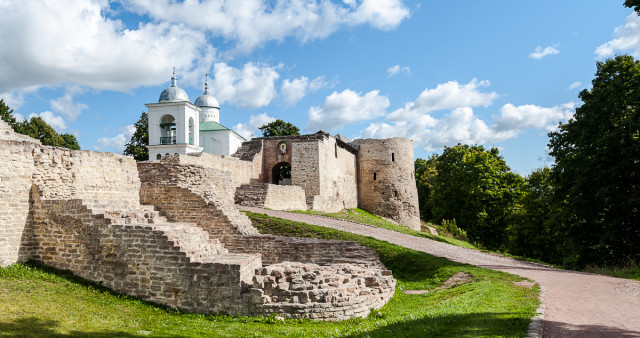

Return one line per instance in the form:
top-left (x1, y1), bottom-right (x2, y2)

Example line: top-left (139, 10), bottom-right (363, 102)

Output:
top-left (171, 152), bottom-right (257, 189)
top-left (0, 140), bottom-right (37, 266)
top-left (309, 136), bottom-right (358, 212)
top-left (352, 138), bottom-right (421, 230)
top-left (235, 183), bottom-right (307, 210)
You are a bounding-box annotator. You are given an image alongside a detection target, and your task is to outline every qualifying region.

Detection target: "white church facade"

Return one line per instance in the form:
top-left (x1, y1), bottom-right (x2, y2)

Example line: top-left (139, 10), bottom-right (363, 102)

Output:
top-left (146, 71), bottom-right (246, 160)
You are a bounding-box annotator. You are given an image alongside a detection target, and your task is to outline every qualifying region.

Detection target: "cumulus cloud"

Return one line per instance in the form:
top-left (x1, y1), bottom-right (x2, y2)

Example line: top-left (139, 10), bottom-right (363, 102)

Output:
top-left (529, 45), bottom-right (560, 60)
top-left (28, 111), bottom-right (68, 132)
top-left (232, 112), bottom-right (276, 139)
top-left (596, 13), bottom-right (640, 58)
top-left (494, 102), bottom-right (575, 133)
top-left (281, 76), bottom-right (327, 105)
top-left (95, 124), bottom-right (136, 154)
top-left (361, 80), bottom-right (575, 151)
top-left (387, 65), bottom-right (410, 77)
top-left (306, 89), bottom-right (389, 132)
top-left (568, 81), bottom-right (582, 90)
top-left (49, 86), bottom-right (89, 121)
top-left (387, 79), bottom-right (498, 121)
top-left (123, 0), bottom-right (410, 53)
top-left (0, 0), bottom-right (213, 93)
top-left (209, 62), bottom-right (281, 109)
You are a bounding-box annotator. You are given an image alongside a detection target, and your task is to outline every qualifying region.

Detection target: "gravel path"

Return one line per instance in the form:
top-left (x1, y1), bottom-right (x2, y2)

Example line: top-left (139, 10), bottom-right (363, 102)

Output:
top-left (239, 206), bottom-right (640, 337)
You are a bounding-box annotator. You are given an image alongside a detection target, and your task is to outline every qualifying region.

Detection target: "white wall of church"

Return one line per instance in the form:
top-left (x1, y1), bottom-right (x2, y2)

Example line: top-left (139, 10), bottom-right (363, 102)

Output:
top-left (200, 131), bottom-right (245, 156)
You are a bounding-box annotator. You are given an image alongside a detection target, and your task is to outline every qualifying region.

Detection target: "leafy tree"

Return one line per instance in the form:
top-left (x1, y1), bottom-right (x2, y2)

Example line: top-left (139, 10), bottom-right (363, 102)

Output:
top-left (259, 119), bottom-right (300, 137)
top-left (625, 0), bottom-right (640, 15)
top-left (0, 99), bottom-right (19, 130)
top-left (60, 133), bottom-right (81, 150)
top-left (17, 116), bottom-right (80, 149)
top-left (430, 144), bottom-right (524, 249)
top-left (414, 155), bottom-right (438, 220)
top-left (123, 111), bottom-right (149, 161)
top-left (506, 167), bottom-right (561, 263)
top-left (548, 55), bottom-right (640, 267)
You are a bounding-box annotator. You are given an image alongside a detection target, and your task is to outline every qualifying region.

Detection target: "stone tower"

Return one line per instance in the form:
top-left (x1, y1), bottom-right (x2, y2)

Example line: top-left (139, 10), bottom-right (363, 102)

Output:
top-left (352, 138), bottom-right (420, 230)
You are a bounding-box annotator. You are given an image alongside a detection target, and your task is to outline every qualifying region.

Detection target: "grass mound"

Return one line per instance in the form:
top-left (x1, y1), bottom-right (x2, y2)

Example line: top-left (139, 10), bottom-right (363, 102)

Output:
top-left (0, 213), bottom-right (539, 337)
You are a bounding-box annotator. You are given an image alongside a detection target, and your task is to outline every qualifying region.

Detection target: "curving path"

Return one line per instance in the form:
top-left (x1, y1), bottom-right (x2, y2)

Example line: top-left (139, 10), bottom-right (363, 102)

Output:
top-left (239, 206), bottom-right (640, 337)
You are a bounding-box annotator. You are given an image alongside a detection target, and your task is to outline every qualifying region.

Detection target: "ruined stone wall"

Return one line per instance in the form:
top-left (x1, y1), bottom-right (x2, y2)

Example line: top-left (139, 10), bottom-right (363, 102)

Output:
top-left (235, 183), bottom-right (307, 211)
top-left (31, 147), bottom-right (141, 211)
top-left (169, 152), bottom-right (257, 190)
top-left (30, 196), bottom-right (261, 315)
top-left (352, 138), bottom-right (421, 230)
top-left (0, 140), bottom-right (37, 266)
top-left (310, 136), bottom-right (358, 212)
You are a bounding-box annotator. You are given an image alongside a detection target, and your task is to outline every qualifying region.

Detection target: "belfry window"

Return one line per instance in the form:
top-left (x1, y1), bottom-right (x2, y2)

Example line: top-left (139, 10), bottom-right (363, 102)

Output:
top-left (160, 115), bottom-right (176, 145)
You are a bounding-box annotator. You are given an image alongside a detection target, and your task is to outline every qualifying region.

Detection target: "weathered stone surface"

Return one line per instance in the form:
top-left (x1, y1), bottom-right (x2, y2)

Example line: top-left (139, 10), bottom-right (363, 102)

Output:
top-left (235, 183), bottom-right (307, 210)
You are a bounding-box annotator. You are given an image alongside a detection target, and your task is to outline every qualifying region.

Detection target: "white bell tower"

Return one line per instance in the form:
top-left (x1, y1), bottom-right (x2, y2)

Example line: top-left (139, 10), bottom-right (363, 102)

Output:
top-left (146, 69), bottom-right (203, 160)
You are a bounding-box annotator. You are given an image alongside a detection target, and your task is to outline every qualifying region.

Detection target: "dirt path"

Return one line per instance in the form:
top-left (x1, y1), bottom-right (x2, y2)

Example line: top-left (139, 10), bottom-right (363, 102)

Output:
top-left (239, 206), bottom-right (640, 337)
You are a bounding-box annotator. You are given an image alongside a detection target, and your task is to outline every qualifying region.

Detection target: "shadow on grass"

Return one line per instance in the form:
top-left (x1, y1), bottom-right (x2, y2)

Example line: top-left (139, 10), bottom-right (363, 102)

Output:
top-left (350, 312), bottom-right (530, 337)
top-left (0, 317), bottom-right (182, 337)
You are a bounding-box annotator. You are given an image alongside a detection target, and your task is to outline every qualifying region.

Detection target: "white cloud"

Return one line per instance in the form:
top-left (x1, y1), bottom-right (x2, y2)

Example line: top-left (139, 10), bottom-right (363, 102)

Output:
top-left (281, 76), bottom-right (327, 105)
top-left (94, 124), bottom-right (136, 154)
top-left (568, 81), bottom-right (582, 90)
top-left (49, 86), bottom-right (89, 121)
top-left (0, 0), bottom-right (213, 93)
top-left (209, 62), bottom-right (281, 109)
top-left (232, 112), bottom-right (276, 139)
top-left (596, 13), bottom-right (640, 58)
top-left (0, 87), bottom-right (39, 110)
top-left (361, 80), bottom-right (575, 152)
top-left (123, 0), bottom-right (410, 54)
top-left (387, 65), bottom-right (410, 77)
top-left (494, 102), bottom-right (575, 133)
top-left (387, 79), bottom-right (498, 121)
top-left (28, 111), bottom-right (67, 132)
top-left (306, 89), bottom-right (389, 132)
top-left (529, 45), bottom-right (560, 60)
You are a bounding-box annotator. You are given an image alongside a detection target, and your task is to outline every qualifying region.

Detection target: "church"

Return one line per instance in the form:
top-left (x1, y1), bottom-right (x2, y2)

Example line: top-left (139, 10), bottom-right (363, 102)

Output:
top-left (146, 70), bottom-right (246, 160)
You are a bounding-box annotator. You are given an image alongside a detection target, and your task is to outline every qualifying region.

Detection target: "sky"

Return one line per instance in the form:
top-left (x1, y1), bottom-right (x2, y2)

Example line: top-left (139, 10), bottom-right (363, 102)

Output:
top-left (1, 0), bottom-right (639, 175)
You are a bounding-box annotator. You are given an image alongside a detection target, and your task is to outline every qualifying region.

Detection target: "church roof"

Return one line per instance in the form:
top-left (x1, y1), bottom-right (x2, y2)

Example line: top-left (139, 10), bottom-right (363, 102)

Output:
top-left (199, 121), bottom-right (229, 132)
top-left (194, 74), bottom-right (219, 108)
top-left (200, 121), bottom-right (247, 141)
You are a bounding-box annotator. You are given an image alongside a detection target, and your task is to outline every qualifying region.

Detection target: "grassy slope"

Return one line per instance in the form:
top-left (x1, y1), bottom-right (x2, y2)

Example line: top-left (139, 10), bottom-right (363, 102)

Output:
top-left (291, 208), bottom-right (476, 249)
top-left (0, 213), bottom-right (539, 337)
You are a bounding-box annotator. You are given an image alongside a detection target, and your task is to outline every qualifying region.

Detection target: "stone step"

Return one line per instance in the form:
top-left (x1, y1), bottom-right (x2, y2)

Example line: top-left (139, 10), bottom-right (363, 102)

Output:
top-left (152, 222), bottom-right (229, 262)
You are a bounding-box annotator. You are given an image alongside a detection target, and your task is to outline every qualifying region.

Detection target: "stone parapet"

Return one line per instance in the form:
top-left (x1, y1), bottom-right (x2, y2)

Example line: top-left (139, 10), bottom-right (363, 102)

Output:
top-left (235, 183), bottom-right (307, 211)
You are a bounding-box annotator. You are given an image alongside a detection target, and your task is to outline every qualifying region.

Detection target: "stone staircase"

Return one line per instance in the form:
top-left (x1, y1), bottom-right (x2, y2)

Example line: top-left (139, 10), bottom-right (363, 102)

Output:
top-left (235, 183), bottom-right (269, 207)
top-left (98, 204), bottom-right (229, 263)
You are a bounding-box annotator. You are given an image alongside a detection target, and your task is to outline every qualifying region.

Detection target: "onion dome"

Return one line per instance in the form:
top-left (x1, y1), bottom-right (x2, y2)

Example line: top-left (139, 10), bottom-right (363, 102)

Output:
top-left (194, 74), bottom-right (219, 108)
top-left (158, 68), bottom-right (189, 103)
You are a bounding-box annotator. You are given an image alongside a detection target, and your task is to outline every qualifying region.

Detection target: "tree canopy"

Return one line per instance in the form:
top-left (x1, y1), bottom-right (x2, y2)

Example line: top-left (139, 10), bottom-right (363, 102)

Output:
top-left (429, 144), bottom-right (523, 249)
top-left (548, 55), bottom-right (640, 267)
top-left (624, 0), bottom-right (640, 14)
top-left (259, 119), bottom-right (300, 137)
top-left (123, 111), bottom-right (149, 161)
top-left (414, 155), bottom-right (438, 220)
top-left (1, 99), bottom-right (80, 150)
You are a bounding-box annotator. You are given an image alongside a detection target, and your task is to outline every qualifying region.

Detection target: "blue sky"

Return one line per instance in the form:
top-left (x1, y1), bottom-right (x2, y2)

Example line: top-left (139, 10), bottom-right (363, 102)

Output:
top-left (1, 1), bottom-right (638, 174)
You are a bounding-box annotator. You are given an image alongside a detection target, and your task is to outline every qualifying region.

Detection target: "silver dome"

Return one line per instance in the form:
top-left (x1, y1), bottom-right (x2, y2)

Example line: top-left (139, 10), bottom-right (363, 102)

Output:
top-left (158, 70), bottom-right (189, 103)
top-left (194, 75), bottom-right (219, 108)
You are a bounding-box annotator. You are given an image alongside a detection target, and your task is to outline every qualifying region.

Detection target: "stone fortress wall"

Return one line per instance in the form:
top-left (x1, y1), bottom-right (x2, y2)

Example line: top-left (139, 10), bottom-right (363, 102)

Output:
top-left (351, 138), bottom-right (421, 230)
top-left (0, 123), bottom-right (395, 320)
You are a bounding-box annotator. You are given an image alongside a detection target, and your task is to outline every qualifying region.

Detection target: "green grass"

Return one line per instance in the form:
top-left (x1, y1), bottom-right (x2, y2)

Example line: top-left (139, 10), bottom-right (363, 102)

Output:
top-left (0, 214), bottom-right (539, 337)
top-left (291, 208), bottom-right (477, 249)
top-left (583, 262), bottom-right (640, 280)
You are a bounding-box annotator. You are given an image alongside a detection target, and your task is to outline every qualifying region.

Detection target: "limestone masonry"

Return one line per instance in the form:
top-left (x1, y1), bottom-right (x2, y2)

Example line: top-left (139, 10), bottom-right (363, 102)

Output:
top-left (0, 118), bottom-right (405, 320)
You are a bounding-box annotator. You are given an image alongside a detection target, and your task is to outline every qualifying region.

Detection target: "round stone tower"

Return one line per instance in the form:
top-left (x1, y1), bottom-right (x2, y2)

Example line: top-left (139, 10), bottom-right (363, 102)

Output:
top-left (351, 138), bottom-right (420, 230)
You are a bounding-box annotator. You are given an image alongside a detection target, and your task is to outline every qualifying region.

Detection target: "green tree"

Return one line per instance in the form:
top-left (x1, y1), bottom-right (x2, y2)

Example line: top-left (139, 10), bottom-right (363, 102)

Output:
top-left (259, 119), bottom-right (300, 137)
top-left (548, 55), bottom-right (640, 267)
top-left (123, 111), bottom-right (149, 161)
top-left (0, 99), bottom-right (19, 130)
top-left (414, 155), bottom-right (438, 220)
top-left (430, 144), bottom-right (524, 249)
top-left (18, 117), bottom-right (80, 149)
top-left (506, 167), bottom-right (561, 263)
top-left (625, 0), bottom-right (640, 14)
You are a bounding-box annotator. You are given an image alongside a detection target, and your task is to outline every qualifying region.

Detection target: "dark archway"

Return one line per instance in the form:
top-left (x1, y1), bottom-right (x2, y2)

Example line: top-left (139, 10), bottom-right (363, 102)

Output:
top-left (272, 162), bottom-right (291, 185)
